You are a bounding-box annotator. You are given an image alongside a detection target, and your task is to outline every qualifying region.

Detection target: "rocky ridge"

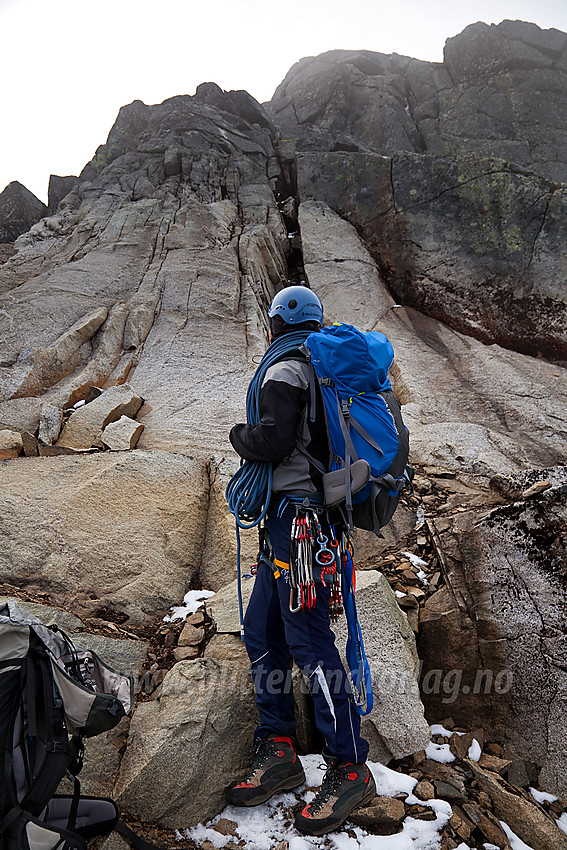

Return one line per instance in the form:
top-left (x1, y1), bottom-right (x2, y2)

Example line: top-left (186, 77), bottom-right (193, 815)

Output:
top-left (0, 17), bottom-right (566, 850)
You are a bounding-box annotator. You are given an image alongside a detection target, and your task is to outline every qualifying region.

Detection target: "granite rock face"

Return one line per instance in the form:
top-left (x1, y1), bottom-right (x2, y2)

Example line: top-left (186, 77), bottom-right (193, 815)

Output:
top-left (270, 21), bottom-right (567, 182)
top-left (270, 21), bottom-right (567, 360)
top-left (0, 18), bottom-right (566, 829)
top-left (0, 451), bottom-right (208, 624)
top-left (297, 152), bottom-right (567, 360)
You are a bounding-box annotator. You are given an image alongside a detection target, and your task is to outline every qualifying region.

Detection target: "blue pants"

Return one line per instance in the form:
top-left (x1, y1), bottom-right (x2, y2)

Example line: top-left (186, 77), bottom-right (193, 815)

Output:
top-left (243, 507), bottom-right (369, 764)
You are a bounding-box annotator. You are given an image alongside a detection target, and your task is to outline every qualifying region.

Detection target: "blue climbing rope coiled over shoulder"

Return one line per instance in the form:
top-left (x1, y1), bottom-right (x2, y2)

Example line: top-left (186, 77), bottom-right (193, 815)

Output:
top-left (226, 330), bottom-right (313, 633)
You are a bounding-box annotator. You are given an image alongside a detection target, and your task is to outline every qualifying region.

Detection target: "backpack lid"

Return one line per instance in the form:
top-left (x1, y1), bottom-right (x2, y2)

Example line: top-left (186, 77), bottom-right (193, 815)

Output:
top-left (305, 323), bottom-right (394, 396)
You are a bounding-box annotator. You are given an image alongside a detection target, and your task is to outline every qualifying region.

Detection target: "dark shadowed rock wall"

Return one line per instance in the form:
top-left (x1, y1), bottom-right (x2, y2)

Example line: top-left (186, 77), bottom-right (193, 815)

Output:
top-left (269, 21), bottom-right (567, 361)
top-left (0, 181), bottom-right (47, 243)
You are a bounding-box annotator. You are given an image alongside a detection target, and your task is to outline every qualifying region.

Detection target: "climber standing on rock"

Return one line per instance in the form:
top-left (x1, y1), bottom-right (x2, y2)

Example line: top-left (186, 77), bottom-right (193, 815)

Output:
top-left (226, 285), bottom-right (376, 836)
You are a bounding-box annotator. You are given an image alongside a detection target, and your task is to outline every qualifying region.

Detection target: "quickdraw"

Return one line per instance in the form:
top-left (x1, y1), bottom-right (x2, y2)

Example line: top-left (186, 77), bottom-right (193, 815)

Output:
top-left (288, 506), bottom-right (343, 621)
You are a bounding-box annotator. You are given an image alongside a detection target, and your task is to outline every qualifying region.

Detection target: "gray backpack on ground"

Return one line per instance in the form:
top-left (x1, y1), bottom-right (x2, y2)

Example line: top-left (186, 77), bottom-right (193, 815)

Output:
top-left (0, 599), bottom-right (138, 850)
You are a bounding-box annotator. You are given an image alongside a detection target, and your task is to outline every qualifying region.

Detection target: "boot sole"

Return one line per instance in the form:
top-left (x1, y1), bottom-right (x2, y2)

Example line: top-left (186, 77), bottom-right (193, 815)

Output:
top-left (228, 768), bottom-right (306, 807)
top-left (295, 772), bottom-right (377, 836)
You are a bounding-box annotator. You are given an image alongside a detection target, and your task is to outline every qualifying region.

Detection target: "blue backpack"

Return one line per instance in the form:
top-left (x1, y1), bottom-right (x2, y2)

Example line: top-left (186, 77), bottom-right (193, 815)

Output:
top-left (304, 323), bottom-right (412, 535)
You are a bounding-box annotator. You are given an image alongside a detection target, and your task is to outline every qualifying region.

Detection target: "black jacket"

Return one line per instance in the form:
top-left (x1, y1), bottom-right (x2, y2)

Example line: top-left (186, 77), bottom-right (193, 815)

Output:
top-left (229, 354), bottom-right (328, 494)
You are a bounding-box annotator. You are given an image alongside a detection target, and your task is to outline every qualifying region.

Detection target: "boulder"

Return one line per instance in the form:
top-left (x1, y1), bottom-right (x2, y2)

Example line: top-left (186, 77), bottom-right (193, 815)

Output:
top-left (0, 450), bottom-right (208, 624)
top-left (57, 384), bottom-right (143, 450)
top-left (101, 415), bottom-right (144, 450)
top-left (71, 717), bottom-right (131, 799)
top-left (0, 397), bottom-right (43, 434)
top-left (38, 402), bottom-right (63, 445)
top-left (0, 428), bottom-right (23, 459)
top-left (173, 646), bottom-right (199, 662)
top-left (349, 795), bottom-right (406, 828)
top-left (205, 574), bottom-right (255, 634)
top-left (334, 570), bottom-right (430, 762)
top-left (0, 181), bottom-right (47, 242)
top-left (203, 633), bottom-right (249, 664)
top-left (178, 623), bottom-right (205, 646)
top-left (114, 658), bottom-right (256, 828)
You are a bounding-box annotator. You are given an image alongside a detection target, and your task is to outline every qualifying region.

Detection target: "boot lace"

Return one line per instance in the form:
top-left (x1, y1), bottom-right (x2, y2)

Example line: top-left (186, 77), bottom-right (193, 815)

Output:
top-left (308, 763), bottom-right (349, 814)
top-left (242, 738), bottom-right (277, 781)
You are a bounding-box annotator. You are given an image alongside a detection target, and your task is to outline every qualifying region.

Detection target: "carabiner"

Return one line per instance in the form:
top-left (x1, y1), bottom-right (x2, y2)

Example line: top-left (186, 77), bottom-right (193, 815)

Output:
top-left (315, 535), bottom-right (335, 566)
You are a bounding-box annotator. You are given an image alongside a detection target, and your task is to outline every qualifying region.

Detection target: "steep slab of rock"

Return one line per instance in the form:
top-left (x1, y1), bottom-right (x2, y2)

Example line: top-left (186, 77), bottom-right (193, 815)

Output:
top-left (0, 181), bottom-right (47, 242)
top-left (270, 22), bottom-right (567, 183)
top-left (114, 658), bottom-right (256, 827)
top-left (0, 450), bottom-right (208, 624)
top-left (48, 175), bottom-right (79, 214)
top-left (0, 91), bottom-right (284, 456)
top-left (419, 468), bottom-right (567, 796)
top-left (270, 23), bottom-right (567, 360)
top-left (298, 200), bottom-right (395, 329)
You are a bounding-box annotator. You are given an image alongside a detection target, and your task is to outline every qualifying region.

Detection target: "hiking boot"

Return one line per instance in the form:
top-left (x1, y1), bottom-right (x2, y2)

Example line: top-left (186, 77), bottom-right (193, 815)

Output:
top-left (294, 760), bottom-right (376, 835)
top-left (227, 736), bottom-right (305, 806)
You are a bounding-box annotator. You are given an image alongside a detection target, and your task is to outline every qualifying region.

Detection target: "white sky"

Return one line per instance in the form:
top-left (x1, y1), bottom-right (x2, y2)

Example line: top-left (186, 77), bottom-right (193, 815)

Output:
top-left (2, 0), bottom-right (567, 204)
